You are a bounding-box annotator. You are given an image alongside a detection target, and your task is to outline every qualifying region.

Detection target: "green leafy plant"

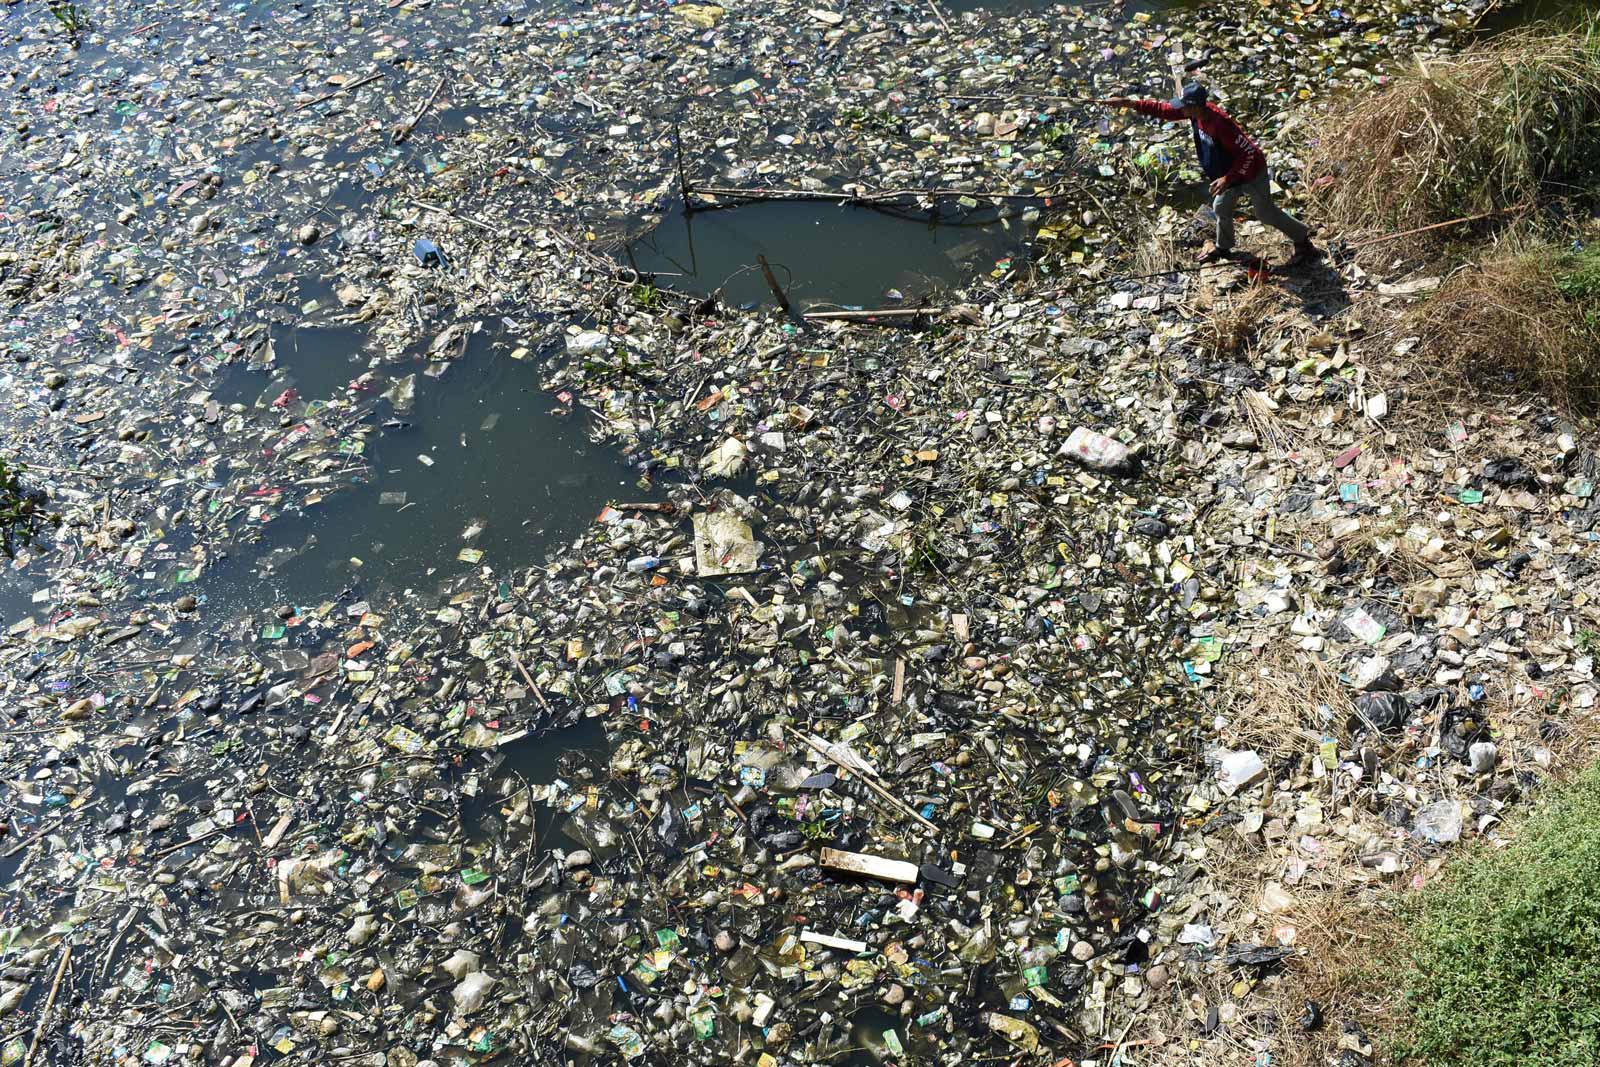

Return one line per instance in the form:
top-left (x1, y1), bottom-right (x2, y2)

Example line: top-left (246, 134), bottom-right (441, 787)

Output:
top-left (837, 105), bottom-right (901, 136)
top-left (44, 0), bottom-right (89, 41)
top-left (1392, 763), bottom-right (1600, 1066)
top-left (1557, 244), bottom-right (1600, 327)
top-left (0, 456), bottom-right (51, 557)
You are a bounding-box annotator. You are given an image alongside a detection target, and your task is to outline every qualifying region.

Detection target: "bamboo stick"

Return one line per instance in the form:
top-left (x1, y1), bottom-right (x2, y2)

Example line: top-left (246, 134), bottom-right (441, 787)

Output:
top-left (22, 945), bottom-right (70, 1067)
top-left (293, 70), bottom-right (385, 112)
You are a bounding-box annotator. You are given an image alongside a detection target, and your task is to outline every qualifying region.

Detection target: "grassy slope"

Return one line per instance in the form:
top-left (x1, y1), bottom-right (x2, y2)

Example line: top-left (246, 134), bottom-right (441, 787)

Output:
top-left (1395, 765), bottom-right (1600, 1066)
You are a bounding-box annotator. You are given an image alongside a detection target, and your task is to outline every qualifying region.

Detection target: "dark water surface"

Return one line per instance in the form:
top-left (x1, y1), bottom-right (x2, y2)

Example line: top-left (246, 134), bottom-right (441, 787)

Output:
top-left (198, 323), bottom-right (640, 614)
top-left (629, 199), bottom-right (1033, 309)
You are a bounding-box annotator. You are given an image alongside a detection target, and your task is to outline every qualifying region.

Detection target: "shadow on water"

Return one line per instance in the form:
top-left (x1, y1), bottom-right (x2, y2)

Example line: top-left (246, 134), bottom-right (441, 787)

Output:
top-left (628, 200), bottom-right (1032, 309)
top-left (459, 717), bottom-right (613, 851)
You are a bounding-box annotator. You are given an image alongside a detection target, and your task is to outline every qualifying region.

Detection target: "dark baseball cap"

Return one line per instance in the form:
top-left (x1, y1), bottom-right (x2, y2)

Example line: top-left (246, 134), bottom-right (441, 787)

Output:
top-left (1170, 82), bottom-right (1208, 108)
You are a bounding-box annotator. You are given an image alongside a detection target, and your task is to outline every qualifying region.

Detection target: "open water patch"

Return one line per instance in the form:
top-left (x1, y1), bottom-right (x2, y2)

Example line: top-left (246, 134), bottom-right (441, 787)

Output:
top-left (626, 199), bottom-right (1034, 309)
top-left (193, 322), bottom-right (642, 617)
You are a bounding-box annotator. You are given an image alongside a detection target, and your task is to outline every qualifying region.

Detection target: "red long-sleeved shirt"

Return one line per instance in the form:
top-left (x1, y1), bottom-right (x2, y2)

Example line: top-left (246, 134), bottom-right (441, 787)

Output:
top-left (1129, 99), bottom-right (1265, 187)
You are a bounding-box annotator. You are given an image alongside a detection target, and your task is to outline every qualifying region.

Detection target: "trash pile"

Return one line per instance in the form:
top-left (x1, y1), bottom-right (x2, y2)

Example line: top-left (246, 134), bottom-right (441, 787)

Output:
top-left (1101, 259), bottom-right (1600, 1059)
top-left (0, 0), bottom-right (1562, 1065)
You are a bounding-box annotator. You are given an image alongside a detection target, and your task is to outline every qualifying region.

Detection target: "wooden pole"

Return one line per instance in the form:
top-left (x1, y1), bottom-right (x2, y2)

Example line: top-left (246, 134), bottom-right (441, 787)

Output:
top-left (673, 121), bottom-right (693, 212)
top-left (784, 728), bottom-right (940, 835)
top-left (22, 944), bottom-right (70, 1067)
top-left (1346, 204), bottom-right (1529, 250)
top-left (802, 307), bottom-right (939, 321)
top-left (687, 184), bottom-right (1059, 205)
top-left (756, 255), bottom-right (791, 314)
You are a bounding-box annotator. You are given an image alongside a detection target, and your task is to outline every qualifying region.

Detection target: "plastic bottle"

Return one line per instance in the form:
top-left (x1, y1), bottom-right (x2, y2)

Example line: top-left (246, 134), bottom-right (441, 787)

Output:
top-left (626, 555), bottom-right (661, 573)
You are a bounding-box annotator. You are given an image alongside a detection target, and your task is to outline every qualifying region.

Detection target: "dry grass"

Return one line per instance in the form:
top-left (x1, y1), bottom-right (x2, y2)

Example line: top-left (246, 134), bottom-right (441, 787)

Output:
top-left (1194, 280), bottom-right (1289, 363)
top-left (1128, 207), bottom-right (1184, 276)
top-left (1309, 15), bottom-right (1600, 235)
top-left (1216, 644), bottom-right (1354, 760)
top-left (1127, 826), bottom-right (1411, 1067)
top-left (1255, 879), bottom-right (1411, 1067)
top-left (1406, 241), bottom-right (1600, 412)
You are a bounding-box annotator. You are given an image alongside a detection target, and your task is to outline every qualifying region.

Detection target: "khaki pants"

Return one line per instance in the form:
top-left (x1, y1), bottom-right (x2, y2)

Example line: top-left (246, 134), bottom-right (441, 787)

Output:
top-left (1214, 172), bottom-right (1309, 250)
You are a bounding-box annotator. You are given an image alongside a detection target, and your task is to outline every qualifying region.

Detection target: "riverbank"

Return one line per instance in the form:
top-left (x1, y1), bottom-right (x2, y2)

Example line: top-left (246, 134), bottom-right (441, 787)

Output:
top-left (2, 0), bottom-right (1594, 1065)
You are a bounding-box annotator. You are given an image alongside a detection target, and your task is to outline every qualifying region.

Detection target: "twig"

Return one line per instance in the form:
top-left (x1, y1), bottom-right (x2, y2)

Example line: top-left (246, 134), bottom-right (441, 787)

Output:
top-left (673, 120), bottom-right (692, 207)
top-left (151, 819), bottom-right (241, 860)
top-left (783, 727), bottom-right (940, 836)
top-left (394, 75), bottom-right (448, 144)
top-left (756, 255), bottom-right (792, 314)
top-left (508, 651), bottom-right (553, 713)
top-left (22, 944), bottom-right (70, 1067)
top-left (293, 70), bottom-right (385, 112)
top-left (408, 198), bottom-right (497, 232)
top-left (1345, 203), bottom-right (1530, 250)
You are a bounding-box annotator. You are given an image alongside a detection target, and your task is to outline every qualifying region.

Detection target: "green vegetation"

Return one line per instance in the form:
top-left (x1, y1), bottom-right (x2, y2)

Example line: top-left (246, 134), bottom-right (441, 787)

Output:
top-left (0, 456), bottom-right (50, 557)
top-left (1557, 242), bottom-right (1600, 327)
top-left (1312, 14), bottom-right (1600, 233)
top-left (1393, 763), bottom-right (1600, 1066)
top-left (630, 282), bottom-right (662, 309)
top-left (44, 0), bottom-right (88, 41)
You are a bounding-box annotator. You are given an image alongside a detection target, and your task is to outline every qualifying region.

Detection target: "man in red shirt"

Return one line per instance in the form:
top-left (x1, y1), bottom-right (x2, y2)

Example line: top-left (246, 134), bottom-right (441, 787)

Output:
top-left (1100, 83), bottom-right (1318, 266)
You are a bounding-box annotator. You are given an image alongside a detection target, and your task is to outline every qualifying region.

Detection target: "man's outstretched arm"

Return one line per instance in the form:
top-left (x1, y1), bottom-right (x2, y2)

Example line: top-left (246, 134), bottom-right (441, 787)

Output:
top-left (1099, 97), bottom-right (1186, 120)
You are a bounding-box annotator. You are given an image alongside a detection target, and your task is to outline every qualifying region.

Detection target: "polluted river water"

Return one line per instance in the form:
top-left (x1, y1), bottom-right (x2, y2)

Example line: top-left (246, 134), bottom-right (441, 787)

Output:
top-left (0, 0), bottom-right (1538, 1064)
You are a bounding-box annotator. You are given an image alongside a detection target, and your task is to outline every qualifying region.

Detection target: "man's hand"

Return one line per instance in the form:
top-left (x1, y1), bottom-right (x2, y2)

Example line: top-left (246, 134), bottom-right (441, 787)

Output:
top-left (1208, 176), bottom-right (1229, 196)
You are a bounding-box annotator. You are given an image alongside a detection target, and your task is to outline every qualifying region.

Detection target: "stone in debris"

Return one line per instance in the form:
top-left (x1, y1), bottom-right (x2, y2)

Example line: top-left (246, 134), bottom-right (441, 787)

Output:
top-left (1133, 516), bottom-right (1170, 538)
